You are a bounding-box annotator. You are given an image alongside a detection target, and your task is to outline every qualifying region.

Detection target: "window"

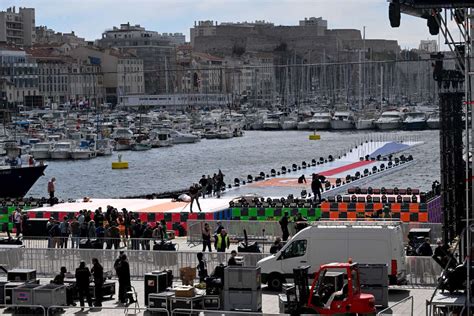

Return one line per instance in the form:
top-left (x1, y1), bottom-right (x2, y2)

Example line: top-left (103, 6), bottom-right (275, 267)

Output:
top-left (281, 240), bottom-right (307, 259)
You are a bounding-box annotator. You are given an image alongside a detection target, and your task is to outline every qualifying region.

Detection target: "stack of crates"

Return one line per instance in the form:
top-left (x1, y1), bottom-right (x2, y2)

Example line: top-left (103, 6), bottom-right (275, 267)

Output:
top-left (223, 266), bottom-right (262, 312)
top-left (358, 263), bottom-right (389, 307)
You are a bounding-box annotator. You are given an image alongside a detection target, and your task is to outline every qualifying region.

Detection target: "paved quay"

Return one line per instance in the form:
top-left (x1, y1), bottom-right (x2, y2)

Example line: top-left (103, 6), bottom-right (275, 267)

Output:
top-left (0, 277), bottom-right (433, 315)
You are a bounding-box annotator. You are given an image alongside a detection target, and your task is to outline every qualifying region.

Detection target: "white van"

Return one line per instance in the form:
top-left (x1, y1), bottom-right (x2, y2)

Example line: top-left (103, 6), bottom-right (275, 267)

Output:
top-left (257, 221), bottom-right (407, 290)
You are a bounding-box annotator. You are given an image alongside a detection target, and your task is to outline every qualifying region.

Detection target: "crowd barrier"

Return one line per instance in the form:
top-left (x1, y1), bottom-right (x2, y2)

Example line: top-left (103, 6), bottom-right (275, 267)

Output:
top-left (2, 247), bottom-right (266, 280)
top-left (186, 220), bottom-right (443, 245)
top-left (1, 246), bottom-right (443, 286)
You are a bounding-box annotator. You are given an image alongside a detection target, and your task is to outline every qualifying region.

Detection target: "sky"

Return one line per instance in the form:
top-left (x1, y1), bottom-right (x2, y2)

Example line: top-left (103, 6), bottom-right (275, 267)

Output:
top-left (2, 0), bottom-right (446, 48)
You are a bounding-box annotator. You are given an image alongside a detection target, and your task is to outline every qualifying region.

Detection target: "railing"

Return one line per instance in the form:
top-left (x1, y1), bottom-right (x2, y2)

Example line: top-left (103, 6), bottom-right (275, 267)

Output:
top-left (405, 256), bottom-right (443, 286)
top-left (377, 296), bottom-right (414, 316)
top-left (1, 246), bottom-right (443, 286)
top-left (2, 247), bottom-right (266, 280)
top-left (186, 220), bottom-right (443, 246)
top-left (20, 236), bottom-right (181, 251)
top-left (0, 304), bottom-right (46, 316)
top-left (46, 305), bottom-right (170, 316)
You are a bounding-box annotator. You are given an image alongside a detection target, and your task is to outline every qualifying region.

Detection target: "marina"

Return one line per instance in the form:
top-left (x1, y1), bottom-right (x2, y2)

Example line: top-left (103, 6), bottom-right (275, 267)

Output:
top-left (1, 0), bottom-right (474, 315)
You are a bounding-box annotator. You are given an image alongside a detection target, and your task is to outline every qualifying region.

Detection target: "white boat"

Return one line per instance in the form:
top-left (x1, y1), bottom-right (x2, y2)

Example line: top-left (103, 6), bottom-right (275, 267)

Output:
top-left (217, 127), bottom-right (233, 139)
top-left (170, 130), bottom-right (200, 144)
top-left (427, 112), bottom-right (440, 129)
top-left (297, 121), bottom-right (310, 130)
top-left (355, 118), bottom-right (375, 130)
top-left (281, 119), bottom-right (298, 130)
top-left (131, 141), bottom-right (152, 151)
top-left (308, 112), bottom-right (332, 130)
top-left (50, 142), bottom-right (73, 159)
top-left (96, 139), bottom-right (113, 156)
top-left (150, 129), bottom-right (173, 147)
top-left (112, 128), bottom-right (133, 151)
top-left (71, 140), bottom-right (96, 160)
top-left (30, 142), bottom-right (53, 159)
top-left (403, 111), bottom-right (427, 130)
top-left (375, 111), bottom-right (404, 130)
top-left (263, 113), bottom-right (282, 130)
top-left (330, 111), bottom-right (355, 130)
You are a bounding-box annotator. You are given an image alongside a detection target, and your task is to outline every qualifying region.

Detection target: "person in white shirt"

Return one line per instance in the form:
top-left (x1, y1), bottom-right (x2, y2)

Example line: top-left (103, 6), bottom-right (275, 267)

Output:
top-left (13, 209), bottom-right (22, 237)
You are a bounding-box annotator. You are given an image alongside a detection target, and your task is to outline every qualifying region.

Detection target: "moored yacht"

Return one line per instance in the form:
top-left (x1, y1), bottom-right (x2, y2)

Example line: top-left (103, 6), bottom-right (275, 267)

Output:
top-left (375, 111), bottom-right (404, 130)
top-left (427, 112), bottom-right (440, 129)
top-left (30, 142), bottom-right (53, 159)
top-left (330, 111), bottom-right (355, 130)
top-left (308, 112), bottom-right (332, 130)
top-left (112, 128), bottom-right (133, 151)
top-left (355, 118), bottom-right (375, 130)
top-left (170, 130), bottom-right (200, 144)
top-left (263, 113), bottom-right (282, 130)
top-left (50, 141), bottom-right (73, 159)
top-left (403, 111), bottom-right (427, 130)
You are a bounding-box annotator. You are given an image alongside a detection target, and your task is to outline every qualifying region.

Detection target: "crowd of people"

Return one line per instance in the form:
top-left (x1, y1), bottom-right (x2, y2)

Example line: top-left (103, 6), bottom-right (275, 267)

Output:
top-left (44, 206), bottom-right (170, 250)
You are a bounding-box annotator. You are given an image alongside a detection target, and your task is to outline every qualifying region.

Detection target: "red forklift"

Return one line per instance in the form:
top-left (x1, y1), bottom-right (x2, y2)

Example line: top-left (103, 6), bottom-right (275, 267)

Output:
top-left (287, 262), bottom-right (376, 315)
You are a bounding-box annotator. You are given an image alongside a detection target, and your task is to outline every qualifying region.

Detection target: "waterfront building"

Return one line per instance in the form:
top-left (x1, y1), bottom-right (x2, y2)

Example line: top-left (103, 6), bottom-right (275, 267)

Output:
top-left (97, 22), bottom-right (178, 95)
top-left (0, 6), bottom-right (35, 47)
top-left (69, 46), bottom-right (144, 105)
top-left (26, 46), bottom-right (106, 106)
top-left (35, 25), bottom-right (86, 48)
top-left (0, 44), bottom-right (39, 107)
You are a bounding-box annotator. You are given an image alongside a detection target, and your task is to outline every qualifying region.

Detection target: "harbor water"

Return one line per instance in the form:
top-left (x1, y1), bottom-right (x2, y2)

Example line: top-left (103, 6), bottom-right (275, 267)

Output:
top-left (27, 130), bottom-right (439, 199)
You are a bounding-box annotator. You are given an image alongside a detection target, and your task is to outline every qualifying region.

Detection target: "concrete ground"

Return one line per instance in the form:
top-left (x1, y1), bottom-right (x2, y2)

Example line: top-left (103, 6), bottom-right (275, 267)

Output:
top-left (1, 277), bottom-right (434, 315)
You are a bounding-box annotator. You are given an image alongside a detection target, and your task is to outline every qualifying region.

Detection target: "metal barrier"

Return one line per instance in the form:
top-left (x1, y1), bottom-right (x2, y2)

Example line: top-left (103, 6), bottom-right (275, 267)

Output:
top-left (187, 220), bottom-right (443, 246)
top-left (1, 248), bottom-right (441, 286)
top-left (3, 248), bottom-right (266, 279)
top-left (377, 296), bottom-right (414, 316)
top-left (0, 304), bottom-right (46, 316)
top-left (405, 256), bottom-right (442, 286)
top-left (171, 308), bottom-right (269, 315)
top-left (187, 220), bottom-right (284, 246)
top-left (47, 305), bottom-right (169, 316)
top-left (20, 236), bottom-right (181, 251)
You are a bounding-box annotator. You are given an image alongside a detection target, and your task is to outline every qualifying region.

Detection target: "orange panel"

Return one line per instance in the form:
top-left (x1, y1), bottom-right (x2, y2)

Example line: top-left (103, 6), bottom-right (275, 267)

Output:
top-left (373, 203), bottom-right (383, 211)
top-left (409, 203), bottom-right (419, 213)
top-left (418, 213), bottom-right (428, 222)
top-left (330, 211), bottom-right (339, 219)
top-left (391, 203), bottom-right (401, 212)
top-left (400, 213), bottom-right (410, 222)
top-left (348, 212), bottom-right (357, 219)
top-left (338, 203), bottom-right (348, 212)
top-left (356, 203), bottom-right (365, 212)
top-left (321, 202), bottom-right (330, 212)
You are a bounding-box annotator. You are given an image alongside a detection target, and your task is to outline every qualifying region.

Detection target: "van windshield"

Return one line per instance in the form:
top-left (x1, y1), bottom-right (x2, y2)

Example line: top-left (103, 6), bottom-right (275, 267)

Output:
top-left (281, 240), bottom-right (307, 259)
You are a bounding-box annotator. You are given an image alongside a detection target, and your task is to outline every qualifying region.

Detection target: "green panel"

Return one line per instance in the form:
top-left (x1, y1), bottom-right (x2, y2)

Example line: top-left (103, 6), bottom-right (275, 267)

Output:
top-left (265, 208), bottom-right (275, 217)
top-left (232, 208), bottom-right (241, 218)
top-left (248, 208), bottom-right (258, 217)
top-left (7, 207), bottom-right (15, 213)
top-left (240, 216), bottom-right (249, 221)
top-left (257, 216), bottom-right (266, 221)
top-left (315, 208), bottom-right (322, 218)
top-left (299, 208), bottom-right (308, 217)
top-left (0, 214), bottom-right (8, 222)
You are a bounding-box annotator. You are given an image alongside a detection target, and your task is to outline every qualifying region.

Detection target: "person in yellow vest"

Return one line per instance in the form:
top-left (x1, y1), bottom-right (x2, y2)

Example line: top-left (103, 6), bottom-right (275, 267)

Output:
top-left (215, 229), bottom-right (230, 252)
